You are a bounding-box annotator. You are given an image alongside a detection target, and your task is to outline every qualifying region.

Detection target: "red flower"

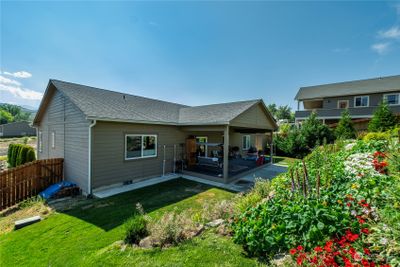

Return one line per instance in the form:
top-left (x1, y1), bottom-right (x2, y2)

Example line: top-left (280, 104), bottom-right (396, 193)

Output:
top-left (314, 246), bottom-right (323, 252)
top-left (361, 228), bottom-right (369, 235)
top-left (290, 248), bottom-right (297, 255)
top-left (296, 256), bottom-right (304, 265)
top-left (363, 248), bottom-right (371, 255)
top-left (297, 245), bottom-right (304, 251)
top-left (359, 218), bottom-right (366, 224)
top-left (324, 240), bottom-right (333, 252)
top-left (347, 202), bottom-right (351, 207)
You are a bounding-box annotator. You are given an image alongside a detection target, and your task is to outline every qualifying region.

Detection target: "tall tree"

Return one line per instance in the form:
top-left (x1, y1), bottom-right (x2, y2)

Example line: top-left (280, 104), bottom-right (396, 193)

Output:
top-left (335, 109), bottom-right (356, 139)
top-left (368, 102), bottom-right (398, 132)
top-left (301, 112), bottom-right (334, 149)
top-left (0, 109), bottom-right (14, 124)
top-left (276, 105), bottom-right (293, 121)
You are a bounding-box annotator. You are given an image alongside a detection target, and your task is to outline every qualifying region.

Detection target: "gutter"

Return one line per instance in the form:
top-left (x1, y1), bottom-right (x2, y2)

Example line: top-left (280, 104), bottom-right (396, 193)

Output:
top-left (88, 119), bottom-right (97, 196)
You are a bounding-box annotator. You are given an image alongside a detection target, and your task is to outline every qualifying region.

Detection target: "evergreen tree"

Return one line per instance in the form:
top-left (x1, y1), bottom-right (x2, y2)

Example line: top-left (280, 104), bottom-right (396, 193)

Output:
top-left (335, 109), bottom-right (356, 139)
top-left (301, 112), bottom-right (334, 149)
top-left (368, 102), bottom-right (398, 132)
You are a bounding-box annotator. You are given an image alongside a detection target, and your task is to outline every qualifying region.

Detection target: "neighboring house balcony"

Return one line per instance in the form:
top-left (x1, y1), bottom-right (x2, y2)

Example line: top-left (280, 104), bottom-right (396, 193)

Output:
top-left (295, 105), bottom-right (400, 121)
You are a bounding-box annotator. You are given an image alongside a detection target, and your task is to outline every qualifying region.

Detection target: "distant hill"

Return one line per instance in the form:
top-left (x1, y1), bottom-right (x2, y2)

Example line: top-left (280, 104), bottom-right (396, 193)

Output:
top-left (0, 103), bottom-right (37, 122)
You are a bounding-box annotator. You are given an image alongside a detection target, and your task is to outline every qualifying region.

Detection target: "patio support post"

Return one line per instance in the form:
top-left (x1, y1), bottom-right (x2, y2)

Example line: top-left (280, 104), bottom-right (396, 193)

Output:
top-left (223, 125), bottom-right (229, 183)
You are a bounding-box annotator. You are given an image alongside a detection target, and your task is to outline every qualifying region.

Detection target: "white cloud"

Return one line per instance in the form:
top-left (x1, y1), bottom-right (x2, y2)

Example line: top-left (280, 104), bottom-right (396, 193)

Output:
top-left (3, 71), bottom-right (32, 78)
top-left (378, 26), bottom-right (400, 39)
top-left (0, 84), bottom-right (43, 100)
top-left (0, 75), bottom-right (21, 86)
top-left (371, 42), bottom-right (390, 55)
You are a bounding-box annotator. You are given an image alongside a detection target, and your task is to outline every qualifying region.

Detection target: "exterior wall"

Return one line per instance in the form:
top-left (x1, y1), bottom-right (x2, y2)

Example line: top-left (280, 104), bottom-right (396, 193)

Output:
top-left (0, 122), bottom-right (36, 137)
top-left (231, 103), bottom-right (275, 130)
top-left (37, 89), bottom-right (89, 193)
top-left (91, 122), bottom-right (186, 189)
top-left (296, 91), bottom-right (400, 120)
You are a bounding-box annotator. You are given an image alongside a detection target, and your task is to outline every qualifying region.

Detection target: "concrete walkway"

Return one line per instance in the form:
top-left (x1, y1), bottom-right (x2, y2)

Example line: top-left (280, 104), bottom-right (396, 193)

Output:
top-left (93, 164), bottom-right (287, 198)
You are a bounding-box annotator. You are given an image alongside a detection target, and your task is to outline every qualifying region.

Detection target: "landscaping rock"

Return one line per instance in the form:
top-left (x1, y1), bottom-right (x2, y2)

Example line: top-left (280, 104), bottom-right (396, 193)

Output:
top-left (15, 215), bottom-right (41, 230)
top-left (183, 225), bottom-right (205, 239)
top-left (216, 224), bottom-right (231, 236)
top-left (206, 219), bottom-right (224, 228)
top-left (139, 236), bottom-right (154, 248)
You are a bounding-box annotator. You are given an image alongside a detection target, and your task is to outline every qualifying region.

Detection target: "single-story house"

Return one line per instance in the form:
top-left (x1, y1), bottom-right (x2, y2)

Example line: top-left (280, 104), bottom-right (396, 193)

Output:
top-left (0, 121), bottom-right (36, 137)
top-left (33, 80), bottom-right (277, 195)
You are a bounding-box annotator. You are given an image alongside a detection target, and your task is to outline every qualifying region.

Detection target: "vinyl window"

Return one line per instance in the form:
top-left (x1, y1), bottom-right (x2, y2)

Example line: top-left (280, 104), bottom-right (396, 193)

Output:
top-left (337, 100), bottom-right (349, 109)
top-left (125, 134), bottom-right (157, 160)
top-left (384, 93), bottom-right (400, 106)
top-left (51, 132), bottom-right (55, 149)
top-left (39, 131), bottom-right (43, 152)
top-left (354, 96), bottom-right (369, 107)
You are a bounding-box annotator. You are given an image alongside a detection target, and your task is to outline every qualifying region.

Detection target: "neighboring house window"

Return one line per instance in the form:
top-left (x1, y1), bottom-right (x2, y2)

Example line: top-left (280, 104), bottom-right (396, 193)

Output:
top-left (125, 134), bottom-right (157, 160)
top-left (354, 96), bottom-right (369, 107)
top-left (337, 100), bottom-right (349, 109)
top-left (384, 93), bottom-right (400, 105)
top-left (51, 132), bottom-right (55, 149)
top-left (39, 131), bottom-right (43, 152)
top-left (242, 135), bottom-right (251, 150)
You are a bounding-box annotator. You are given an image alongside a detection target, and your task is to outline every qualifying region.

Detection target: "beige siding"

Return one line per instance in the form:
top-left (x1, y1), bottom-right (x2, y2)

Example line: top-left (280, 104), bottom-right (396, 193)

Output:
top-left (231, 103), bottom-right (275, 129)
top-left (91, 122), bottom-right (186, 189)
top-left (37, 89), bottom-right (89, 193)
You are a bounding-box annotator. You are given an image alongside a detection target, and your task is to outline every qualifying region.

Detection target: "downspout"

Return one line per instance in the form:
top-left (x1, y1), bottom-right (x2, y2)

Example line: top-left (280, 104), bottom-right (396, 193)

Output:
top-left (88, 119), bottom-right (97, 196)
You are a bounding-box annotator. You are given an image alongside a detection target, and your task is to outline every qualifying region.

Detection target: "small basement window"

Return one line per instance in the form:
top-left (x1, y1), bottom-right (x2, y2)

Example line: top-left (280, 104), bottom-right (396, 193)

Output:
top-left (242, 135), bottom-right (250, 150)
top-left (125, 134), bottom-right (157, 160)
top-left (384, 93), bottom-right (399, 105)
top-left (354, 96), bottom-right (369, 107)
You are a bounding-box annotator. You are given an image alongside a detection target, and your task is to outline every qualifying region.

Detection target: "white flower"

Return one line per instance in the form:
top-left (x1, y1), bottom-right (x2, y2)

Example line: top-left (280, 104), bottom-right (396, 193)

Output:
top-left (380, 238), bottom-right (388, 245)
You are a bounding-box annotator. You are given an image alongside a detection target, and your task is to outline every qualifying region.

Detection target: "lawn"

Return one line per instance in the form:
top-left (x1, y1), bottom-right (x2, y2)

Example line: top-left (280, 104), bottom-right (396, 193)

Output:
top-left (272, 156), bottom-right (296, 166)
top-left (0, 179), bottom-right (261, 267)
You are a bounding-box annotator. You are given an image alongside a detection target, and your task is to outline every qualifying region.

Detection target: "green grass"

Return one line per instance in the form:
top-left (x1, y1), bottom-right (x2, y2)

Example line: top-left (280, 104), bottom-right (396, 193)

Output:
top-left (0, 179), bottom-right (261, 267)
top-left (273, 156), bottom-right (296, 166)
top-left (0, 155), bottom-right (6, 161)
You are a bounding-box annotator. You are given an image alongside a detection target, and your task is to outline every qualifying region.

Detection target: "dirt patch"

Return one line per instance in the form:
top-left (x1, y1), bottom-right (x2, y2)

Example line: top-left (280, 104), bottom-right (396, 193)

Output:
top-left (0, 200), bottom-right (52, 235)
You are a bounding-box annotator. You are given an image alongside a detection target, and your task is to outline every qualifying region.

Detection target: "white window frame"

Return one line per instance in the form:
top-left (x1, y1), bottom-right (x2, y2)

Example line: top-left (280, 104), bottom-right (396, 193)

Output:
top-left (51, 131), bottom-right (55, 149)
top-left (354, 95), bottom-right (369, 108)
top-left (39, 131), bottom-right (43, 152)
top-left (242, 135), bottom-right (251, 150)
top-left (383, 93), bottom-right (400, 106)
top-left (337, 100), bottom-right (349, 109)
top-left (125, 134), bottom-right (157, 160)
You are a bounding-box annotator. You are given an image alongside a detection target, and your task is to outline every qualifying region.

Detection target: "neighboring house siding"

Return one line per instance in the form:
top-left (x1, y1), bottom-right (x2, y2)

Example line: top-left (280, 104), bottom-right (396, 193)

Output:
top-left (37, 89), bottom-right (89, 193)
top-left (0, 122), bottom-right (36, 137)
top-left (323, 92), bottom-right (400, 109)
top-left (91, 122), bottom-right (186, 189)
top-left (231, 103), bottom-right (275, 129)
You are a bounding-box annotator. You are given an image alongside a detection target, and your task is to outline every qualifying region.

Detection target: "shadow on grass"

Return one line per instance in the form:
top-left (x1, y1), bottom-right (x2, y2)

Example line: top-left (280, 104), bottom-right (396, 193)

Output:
top-left (57, 178), bottom-right (220, 231)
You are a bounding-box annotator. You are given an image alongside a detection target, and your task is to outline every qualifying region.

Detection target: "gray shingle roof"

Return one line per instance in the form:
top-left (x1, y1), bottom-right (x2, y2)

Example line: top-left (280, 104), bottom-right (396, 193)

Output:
top-left (295, 75), bottom-right (400, 100)
top-left (46, 80), bottom-right (265, 126)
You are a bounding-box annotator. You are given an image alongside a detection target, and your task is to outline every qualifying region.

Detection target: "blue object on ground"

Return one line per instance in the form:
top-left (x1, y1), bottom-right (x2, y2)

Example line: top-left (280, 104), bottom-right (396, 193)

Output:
top-left (39, 181), bottom-right (77, 200)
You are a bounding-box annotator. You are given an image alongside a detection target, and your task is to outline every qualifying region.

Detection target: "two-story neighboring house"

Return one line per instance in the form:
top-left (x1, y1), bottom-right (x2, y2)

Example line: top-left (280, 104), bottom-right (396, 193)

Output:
top-left (294, 75), bottom-right (400, 130)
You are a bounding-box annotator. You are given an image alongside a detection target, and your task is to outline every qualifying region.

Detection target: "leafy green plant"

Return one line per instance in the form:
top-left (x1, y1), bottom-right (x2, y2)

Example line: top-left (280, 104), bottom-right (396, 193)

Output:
top-left (124, 214), bottom-right (148, 245)
top-left (368, 102), bottom-right (398, 132)
top-left (363, 132), bottom-right (391, 142)
top-left (335, 109), bottom-right (356, 140)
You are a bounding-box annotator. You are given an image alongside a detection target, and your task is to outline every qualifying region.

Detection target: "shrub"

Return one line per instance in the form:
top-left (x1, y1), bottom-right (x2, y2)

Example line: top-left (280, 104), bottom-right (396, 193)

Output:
top-left (335, 109), bottom-right (356, 140)
top-left (202, 199), bottom-right (234, 222)
top-left (148, 210), bottom-right (196, 247)
top-left (368, 102), bottom-right (398, 132)
top-left (362, 132), bottom-right (391, 142)
top-left (7, 144), bottom-right (36, 167)
top-left (274, 128), bottom-right (309, 158)
top-left (301, 112), bottom-right (334, 149)
top-left (124, 214), bottom-right (148, 245)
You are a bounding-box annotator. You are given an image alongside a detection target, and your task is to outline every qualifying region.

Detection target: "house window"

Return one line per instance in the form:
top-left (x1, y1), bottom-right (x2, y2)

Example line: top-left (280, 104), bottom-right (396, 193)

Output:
top-left (51, 132), bottom-right (55, 149)
top-left (354, 96), bottom-right (369, 107)
top-left (39, 131), bottom-right (43, 152)
top-left (384, 93), bottom-right (399, 105)
top-left (337, 100), bottom-right (349, 109)
top-left (125, 134), bottom-right (157, 160)
top-left (196, 136), bottom-right (208, 157)
top-left (242, 135), bottom-right (251, 150)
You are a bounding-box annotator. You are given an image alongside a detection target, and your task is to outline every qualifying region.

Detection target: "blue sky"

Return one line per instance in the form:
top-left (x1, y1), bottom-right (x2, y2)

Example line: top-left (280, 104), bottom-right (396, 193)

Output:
top-left (1, 1), bottom-right (400, 110)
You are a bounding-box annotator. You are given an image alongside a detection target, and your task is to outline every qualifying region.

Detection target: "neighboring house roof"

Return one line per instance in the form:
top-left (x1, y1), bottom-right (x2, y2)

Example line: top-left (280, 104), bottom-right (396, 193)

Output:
top-left (295, 75), bottom-right (400, 101)
top-left (33, 80), bottom-right (277, 128)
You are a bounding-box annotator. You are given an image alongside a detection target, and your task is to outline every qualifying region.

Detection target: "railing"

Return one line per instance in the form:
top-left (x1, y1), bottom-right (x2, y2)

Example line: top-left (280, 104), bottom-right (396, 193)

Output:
top-left (0, 158), bottom-right (64, 211)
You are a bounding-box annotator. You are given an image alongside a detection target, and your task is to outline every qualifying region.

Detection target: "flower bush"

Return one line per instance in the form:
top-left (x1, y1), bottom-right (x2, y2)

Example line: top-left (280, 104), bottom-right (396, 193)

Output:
top-left (231, 135), bottom-right (399, 266)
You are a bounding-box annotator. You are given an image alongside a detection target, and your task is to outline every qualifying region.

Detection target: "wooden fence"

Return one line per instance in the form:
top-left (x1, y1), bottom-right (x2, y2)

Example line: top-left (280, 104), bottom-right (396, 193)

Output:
top-left (0, 158), bottom-right (64, 211)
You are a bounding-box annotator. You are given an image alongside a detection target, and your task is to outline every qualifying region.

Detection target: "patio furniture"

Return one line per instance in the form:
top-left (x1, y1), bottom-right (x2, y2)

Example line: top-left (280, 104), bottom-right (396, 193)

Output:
top-left (197, 156), bottom-right (222, 168)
